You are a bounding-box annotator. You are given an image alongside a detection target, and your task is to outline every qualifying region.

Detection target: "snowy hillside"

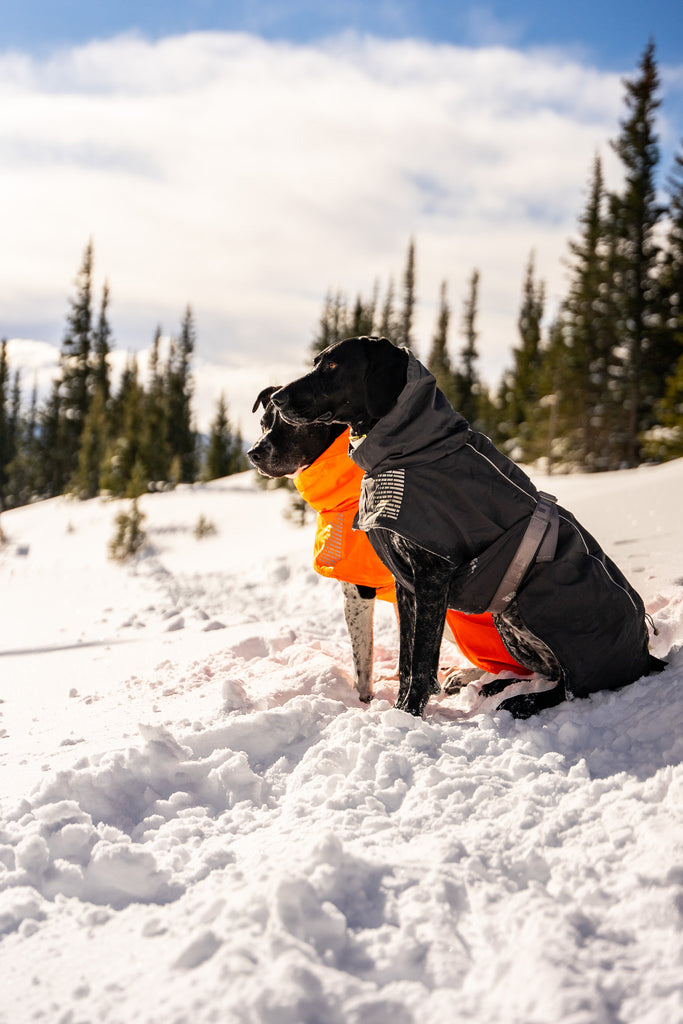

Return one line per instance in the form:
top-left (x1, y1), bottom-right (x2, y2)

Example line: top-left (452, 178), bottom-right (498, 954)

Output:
top-left (1, 461), bottom-right (682, 1024)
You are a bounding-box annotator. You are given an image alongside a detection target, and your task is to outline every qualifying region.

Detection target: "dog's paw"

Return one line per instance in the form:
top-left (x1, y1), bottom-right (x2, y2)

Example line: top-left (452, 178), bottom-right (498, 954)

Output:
top-left (442, 667), bottom-right (483, 695)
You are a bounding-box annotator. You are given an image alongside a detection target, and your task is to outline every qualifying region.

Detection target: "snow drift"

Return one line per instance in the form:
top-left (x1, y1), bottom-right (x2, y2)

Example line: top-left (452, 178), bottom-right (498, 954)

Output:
top-left (0, 461), bottom-right (682, 1023)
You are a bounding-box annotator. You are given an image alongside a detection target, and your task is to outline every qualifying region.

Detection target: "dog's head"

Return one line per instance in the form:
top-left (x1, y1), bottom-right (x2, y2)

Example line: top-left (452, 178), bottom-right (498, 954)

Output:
top-left (247, 385), bottom-right (347, 478)
top-left (271, 336), bottom-right (408, 436)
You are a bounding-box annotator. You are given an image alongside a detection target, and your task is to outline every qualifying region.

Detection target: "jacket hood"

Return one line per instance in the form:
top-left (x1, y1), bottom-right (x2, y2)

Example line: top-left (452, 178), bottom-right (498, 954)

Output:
top-left (352, 352), bottom-right (469, 474)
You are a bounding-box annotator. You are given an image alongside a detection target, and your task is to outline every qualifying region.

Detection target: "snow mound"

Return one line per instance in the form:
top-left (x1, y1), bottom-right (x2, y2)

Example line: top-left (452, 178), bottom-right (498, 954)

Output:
top-left (1, 464), bottom-right (682, 1023)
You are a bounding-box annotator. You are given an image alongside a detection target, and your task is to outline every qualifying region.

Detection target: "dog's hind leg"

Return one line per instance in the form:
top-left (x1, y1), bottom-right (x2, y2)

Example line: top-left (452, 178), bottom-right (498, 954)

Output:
top-left (340, 581), bottom-right (376, 703)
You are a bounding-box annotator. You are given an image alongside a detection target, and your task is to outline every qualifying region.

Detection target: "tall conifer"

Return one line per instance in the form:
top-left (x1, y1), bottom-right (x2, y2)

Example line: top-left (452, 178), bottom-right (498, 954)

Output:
top-left (399, 238), bottom-right (417, 351)
top-left (427, 281), bottom-right (456, 405)
top-left (609, 40), bottom-right (664, 464)
top-left (456, 269), bottom-right (481, 425)
top-left (60, 240), bottom-right (95, 472)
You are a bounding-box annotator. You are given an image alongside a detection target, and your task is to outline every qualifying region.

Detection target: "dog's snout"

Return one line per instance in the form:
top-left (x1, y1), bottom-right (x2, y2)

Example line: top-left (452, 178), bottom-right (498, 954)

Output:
top-left (247, 440), bottom-right (266, 464)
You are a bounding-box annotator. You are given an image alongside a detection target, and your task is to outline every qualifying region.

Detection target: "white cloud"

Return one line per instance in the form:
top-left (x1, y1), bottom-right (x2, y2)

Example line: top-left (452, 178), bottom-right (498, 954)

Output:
top-left (2, 31), bottom-right (680, 436)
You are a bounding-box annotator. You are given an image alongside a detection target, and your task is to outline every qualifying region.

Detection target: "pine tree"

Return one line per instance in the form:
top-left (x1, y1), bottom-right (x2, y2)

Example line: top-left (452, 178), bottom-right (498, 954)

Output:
top-left (663, 143), bottom-right (683, 346)
top-left (455, 269), bottom-right (481, 425)
top-left (427, 281), bottom-right (457, 406)
top-left (36, 381), bottom-right (69, 498)
top-left (399, 238), bottom-right (417, 351)
top-left (60, 240), bottom-right (95, 474)
top-left (142, 327), bottom-right (171, 485)
top-left (100, 357), bottom-right (147, 497)
top-left (559, 156), bottom-right (623, 469)
top-left (312, 291), bottom-right (351, 356)
top-left (502, 253), bottom-right (545, 457)
top-left (0, 340), bottom-right (8, 509)
top-left (379, 277), bottom-right (400, 342)
top-left (6, 380), bottom-right (39, 508)
top-left (92, 280), bottom-right (113, 405)
top-left (165, 306), bottom-right (198, 483)
top-left (204, 394), bottom-right (245, 480)
top-left (609, 40), bottom-right (664, 464)
top-left (72, 386), bottom-right (109, 499)
top-left (350, 282), bottom-right (378, 338)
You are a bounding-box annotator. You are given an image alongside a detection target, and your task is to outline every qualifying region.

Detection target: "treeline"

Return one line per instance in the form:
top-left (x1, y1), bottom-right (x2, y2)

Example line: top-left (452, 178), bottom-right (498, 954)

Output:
top-left (0, 241), bottom-right (246, 511)
top-left (312, 42), bottom-right (683, 472)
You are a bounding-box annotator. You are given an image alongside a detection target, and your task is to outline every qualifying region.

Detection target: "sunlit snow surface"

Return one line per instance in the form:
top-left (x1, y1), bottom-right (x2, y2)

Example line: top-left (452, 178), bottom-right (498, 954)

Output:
top-left (1, 462), bottom-right (682, 1024)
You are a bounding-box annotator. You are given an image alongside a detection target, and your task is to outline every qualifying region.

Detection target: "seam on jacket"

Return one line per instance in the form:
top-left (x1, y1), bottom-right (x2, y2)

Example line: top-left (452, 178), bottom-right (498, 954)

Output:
top-left (558, 512), bottom-right (639, 615)
top-left (465, 443), bottom-right (537, 507)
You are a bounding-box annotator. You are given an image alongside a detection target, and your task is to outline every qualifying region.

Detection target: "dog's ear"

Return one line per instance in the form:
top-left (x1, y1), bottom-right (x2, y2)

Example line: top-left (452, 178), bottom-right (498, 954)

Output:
top-left (363, 338), bottom-right (409, 421)
top-left (252, 386), bottom-right (281, 414)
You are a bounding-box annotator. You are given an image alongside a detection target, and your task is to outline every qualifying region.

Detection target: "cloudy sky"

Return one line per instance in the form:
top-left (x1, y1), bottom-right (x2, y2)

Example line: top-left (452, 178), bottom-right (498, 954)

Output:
top-left (2, 1), bottom-right (682, 435)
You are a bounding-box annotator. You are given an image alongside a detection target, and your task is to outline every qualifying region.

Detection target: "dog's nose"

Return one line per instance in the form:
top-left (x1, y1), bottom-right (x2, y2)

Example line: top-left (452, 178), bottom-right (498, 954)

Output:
top-left (246, 441), bottom-right (264, 465)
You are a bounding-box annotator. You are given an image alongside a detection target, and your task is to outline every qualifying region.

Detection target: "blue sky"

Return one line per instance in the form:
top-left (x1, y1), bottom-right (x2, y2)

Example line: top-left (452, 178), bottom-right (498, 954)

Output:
top-left (2, 0), bottom-right (681, 70)
top-left (2, 3), bottom-right (682, 434)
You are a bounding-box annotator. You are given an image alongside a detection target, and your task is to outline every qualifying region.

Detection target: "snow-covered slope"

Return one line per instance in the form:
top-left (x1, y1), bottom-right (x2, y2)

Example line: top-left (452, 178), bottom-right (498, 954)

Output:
top-left (1, 462), bottom-right (682, 1024)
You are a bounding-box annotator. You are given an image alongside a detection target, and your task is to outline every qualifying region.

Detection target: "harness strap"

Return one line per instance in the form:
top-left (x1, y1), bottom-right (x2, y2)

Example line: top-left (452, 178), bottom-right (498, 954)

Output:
top-left (486, 492), bottom-right (559, 614)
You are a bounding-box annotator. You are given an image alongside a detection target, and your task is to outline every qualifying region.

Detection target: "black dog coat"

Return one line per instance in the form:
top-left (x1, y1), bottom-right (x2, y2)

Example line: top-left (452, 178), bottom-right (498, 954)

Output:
top-left (352, 353), bottom-right (654, 700)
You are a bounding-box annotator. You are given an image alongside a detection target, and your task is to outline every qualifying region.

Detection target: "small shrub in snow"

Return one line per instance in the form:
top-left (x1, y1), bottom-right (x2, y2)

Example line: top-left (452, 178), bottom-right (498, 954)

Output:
top-left (108, 500), bottom-right (147, 562)
top-left (194, 514), bottom-right (217, 540)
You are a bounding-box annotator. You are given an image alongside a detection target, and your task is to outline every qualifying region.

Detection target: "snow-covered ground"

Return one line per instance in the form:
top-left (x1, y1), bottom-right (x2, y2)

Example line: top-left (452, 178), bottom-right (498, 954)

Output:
top-left (1, 460), bottom-right (682, 1024)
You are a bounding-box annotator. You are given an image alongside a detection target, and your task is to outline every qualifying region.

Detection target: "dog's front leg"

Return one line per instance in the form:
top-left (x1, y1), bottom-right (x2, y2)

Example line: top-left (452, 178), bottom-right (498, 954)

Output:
top-left (395, 558), bottom-right (450, 717)
top-left (395, 582), bottom-right (416, 708)
top-left (340, 581), bottom-right (376, 702)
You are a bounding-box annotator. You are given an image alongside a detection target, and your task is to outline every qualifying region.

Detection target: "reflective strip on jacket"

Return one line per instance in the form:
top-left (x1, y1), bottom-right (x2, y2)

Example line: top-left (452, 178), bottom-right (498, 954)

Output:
top-left (293, 429), bottom-right (529, 676)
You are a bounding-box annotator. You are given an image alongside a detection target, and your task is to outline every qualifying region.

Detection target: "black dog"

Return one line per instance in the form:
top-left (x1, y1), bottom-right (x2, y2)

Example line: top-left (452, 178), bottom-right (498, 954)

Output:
top-left (247, 386), bottom-right (380, 702)
top-left (271, 336), bottom-right (660, 718)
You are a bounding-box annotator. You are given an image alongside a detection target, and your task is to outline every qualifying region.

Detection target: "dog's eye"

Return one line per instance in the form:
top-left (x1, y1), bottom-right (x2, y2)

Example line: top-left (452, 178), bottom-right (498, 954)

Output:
top-left (326, 361), bottom-right (338, 371)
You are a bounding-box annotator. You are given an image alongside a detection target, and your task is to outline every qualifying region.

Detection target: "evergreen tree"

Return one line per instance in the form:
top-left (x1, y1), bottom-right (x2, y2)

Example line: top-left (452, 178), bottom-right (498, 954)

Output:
top-left (60, 240), bottom-right (95, 474)
top-left (204, 394), bottom-right (245, 480)
top-left (559, 156), bottom-right (623, 468)
top-left (92, 280), bottom-right (113, 405)
top-left (72, 386), bottom-right (109, 499)
top-left (312, 291), bottom-right (351, 356)
top-left (426, 281), bottom-right (457, 406)
top-left (100, 357), bottom-right (147, 497)
top-left (36, 381), bottom-right (69, 498)
top-left (656, 141), bottom-right (683, 420)
top-left (350, 282), bottom-right (378, 338)
top-left (6, 380), bottom-right (39, 508)
top-left (399, 238), bottom-right (417, 351)
top-left (142, 326), bottom-right (171, 485)
top-left (502, 253), bottom-right (545, 457)
top-left (379, 277), bottom-right (400, 342)
top-left (165, 306), bottom-right (198, 483)
top-left (455, 269), bottom-right (481, 425)
top-left (0, 340), bottom-right (8, 509)
top-left (609, 40), bottom-right (665, 464)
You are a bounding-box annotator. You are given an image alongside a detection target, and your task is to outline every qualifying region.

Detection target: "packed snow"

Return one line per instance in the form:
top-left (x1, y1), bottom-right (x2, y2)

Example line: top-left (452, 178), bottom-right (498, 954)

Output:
top-left (1, 459), bottom-right (682, 1024)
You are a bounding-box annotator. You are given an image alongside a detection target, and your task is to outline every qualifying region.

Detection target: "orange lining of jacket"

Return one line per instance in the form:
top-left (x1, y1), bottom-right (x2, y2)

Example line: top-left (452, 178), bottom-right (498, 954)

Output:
top-left (293, 429), bottom-right (529, 676)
